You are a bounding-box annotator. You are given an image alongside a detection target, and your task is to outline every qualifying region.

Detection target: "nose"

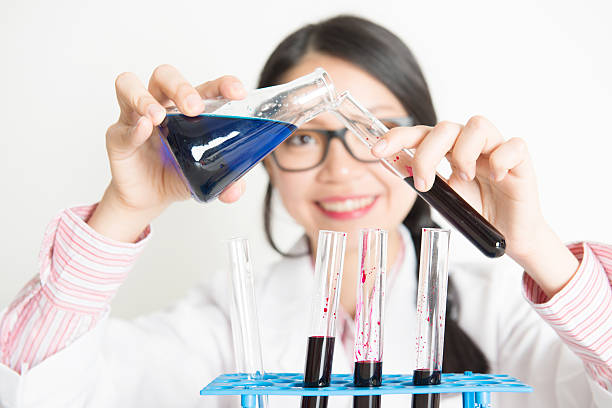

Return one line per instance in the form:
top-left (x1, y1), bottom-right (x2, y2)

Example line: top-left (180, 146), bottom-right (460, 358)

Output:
top-left (316, 137), bottom-right (366, 183)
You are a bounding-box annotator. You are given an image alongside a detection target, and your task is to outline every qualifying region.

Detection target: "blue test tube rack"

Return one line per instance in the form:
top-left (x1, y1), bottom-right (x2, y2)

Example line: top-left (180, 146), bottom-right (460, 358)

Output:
top-left (200, 370), bottom-right (532, 407)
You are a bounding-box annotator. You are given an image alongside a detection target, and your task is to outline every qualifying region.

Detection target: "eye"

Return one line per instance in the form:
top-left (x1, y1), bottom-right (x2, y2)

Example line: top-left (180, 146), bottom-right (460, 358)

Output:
top-left (285, 132), bottom-right (318, 147)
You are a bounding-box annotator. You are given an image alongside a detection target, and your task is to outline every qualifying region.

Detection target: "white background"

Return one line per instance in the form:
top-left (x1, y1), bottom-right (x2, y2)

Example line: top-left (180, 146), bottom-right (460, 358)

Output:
top-left (1, 0), bottom-right (610, 318)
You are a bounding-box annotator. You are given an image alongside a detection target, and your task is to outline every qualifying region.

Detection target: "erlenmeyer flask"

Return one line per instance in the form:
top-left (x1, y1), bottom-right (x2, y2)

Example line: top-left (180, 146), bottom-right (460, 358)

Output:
top-left (157, 68), bottom-right (335, 202)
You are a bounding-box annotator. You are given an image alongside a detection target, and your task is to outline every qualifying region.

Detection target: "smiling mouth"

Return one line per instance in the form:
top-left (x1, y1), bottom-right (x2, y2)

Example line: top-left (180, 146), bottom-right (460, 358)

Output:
top-left (315, 195), bottom-right (378, 219)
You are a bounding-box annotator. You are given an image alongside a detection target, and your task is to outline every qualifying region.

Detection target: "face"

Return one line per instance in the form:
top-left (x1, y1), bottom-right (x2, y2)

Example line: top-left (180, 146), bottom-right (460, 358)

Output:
top-left (265, 53), bottom-right (418, 250)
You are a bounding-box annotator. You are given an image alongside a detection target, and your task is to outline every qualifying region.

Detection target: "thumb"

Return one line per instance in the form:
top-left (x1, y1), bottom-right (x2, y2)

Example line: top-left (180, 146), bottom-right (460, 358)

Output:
top-left (106, 117), bottom-right (153, 159)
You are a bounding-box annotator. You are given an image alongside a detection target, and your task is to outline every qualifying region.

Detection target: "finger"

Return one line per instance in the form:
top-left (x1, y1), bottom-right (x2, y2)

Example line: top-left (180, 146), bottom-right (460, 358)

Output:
top-left (218, 180), bottom-right (246, 203)
top-left (488, 137), bottom-right (532, 182)
top-left (115, 72), bottom-right (166, 126)
top-left (411, 121), bottom-right (463, 191)
top-left (451, 115), bottom-right (504, 181)
top-left (148, 64), bottom-right (205, 116)
top-left (106, 116), bottom-right (153, 157)
top-left (447, 163), bottom-right (480, 195)
top-left (195, 75), bottom-right (247, 100)
top-left (371, 125), bottom-right (430, 157)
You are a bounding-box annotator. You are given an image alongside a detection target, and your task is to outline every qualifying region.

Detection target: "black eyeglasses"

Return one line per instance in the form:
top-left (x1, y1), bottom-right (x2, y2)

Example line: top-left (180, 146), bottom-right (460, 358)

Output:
top-left (270, 117), bottom-right (415, 172)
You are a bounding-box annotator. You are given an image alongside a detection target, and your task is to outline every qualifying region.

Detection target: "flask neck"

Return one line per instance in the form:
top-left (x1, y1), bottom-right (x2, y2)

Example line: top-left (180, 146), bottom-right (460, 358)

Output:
top-left (165, 68), bottom-right (336, 127)
top-left (251, 67), bottom-right (336, 126)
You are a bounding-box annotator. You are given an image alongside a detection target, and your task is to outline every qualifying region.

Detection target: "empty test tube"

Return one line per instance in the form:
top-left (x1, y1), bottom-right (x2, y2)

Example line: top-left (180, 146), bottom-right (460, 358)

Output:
top-left (227, 237), bottom-right (268, 408)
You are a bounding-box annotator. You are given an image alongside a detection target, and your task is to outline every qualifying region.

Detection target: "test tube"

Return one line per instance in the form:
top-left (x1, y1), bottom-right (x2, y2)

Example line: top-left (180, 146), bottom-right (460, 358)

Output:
top-left (227, 237), bottom-right (268, 408)
top-left (353, 229), bottom-right (387, 408)
top-left (302, 230), bottom-right (347, 408)
top-left (412, 228), bottom-right (451, 408)
top-left (332, 92), bottom-right (505, 259)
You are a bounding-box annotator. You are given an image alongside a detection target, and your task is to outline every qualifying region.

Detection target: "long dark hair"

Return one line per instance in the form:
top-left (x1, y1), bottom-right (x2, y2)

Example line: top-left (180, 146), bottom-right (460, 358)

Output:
top-left (259, 15), bottom-right (489, 374)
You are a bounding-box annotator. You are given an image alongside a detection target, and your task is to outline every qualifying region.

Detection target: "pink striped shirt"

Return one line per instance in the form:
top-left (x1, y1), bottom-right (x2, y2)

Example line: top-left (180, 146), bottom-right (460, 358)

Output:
top-left (0, 204), bottom-right (149, 374)
top-left (523, 241), bottom-right (612, 390)
top-left (0, 204), bottom-right (611, 393)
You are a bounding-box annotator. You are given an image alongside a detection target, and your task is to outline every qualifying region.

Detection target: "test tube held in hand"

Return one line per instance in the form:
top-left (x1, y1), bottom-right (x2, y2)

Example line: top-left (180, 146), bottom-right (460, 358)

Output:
top-left (302, 230), bottom-right (347, 408)
top-left (332, 92), bottom-right (505, 259)
top-left (412, 228), bottom-right (451, 408)
top-left (353, 229), bottom-right (387, 408)
top-left (227, 238), bottom-right (268, 408)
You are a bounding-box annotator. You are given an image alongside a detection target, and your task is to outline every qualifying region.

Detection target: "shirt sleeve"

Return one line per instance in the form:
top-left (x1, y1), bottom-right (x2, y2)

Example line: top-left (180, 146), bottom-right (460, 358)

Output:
top-left (0, 204), bottom-right (150, 374)
top-left (522, 242), bottom-right (612, 391)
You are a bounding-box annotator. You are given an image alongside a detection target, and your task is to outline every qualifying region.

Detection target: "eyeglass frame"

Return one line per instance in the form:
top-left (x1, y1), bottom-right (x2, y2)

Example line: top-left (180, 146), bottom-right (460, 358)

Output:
top-left (269, 116), bottom-right (416, 172)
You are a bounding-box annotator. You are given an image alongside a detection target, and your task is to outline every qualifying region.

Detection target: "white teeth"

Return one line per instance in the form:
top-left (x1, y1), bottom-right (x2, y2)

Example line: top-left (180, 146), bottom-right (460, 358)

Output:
top-left (318, 196), bottom-right (376, 212)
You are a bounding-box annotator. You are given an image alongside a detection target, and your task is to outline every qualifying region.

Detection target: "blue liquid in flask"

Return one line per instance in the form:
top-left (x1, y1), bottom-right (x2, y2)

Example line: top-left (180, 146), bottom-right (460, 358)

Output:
top-left (159, 114), bottom-right (296, 202)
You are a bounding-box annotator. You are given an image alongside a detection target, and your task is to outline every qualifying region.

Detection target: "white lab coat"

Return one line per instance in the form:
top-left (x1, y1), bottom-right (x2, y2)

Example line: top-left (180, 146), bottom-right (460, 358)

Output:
top-left (0, 226), bottom-right (610, 407)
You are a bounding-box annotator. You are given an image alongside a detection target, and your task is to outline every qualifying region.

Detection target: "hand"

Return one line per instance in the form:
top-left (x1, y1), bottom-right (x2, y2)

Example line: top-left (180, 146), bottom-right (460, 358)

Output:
top-left (88, 65), bottom-right (248, 242)
top-left (372, 116), bottom-right (578, 296)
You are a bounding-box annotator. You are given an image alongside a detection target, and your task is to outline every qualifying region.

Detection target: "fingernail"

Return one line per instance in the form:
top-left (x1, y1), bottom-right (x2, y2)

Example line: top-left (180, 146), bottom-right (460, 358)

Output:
top-left (147, 104), bottom-right (165, 123)
top-left (414, 176), bottom-right (426, 191)
top-left (459, 171), bottom-right (469, 182)
top-left (230, 82), bottom-right (246, 97)
top-left (372, 139), bottom-right (387, 153)
top-left (186, 94), bottom-right (203, 112)
top-left (490, 171), bottom-right (497, 181)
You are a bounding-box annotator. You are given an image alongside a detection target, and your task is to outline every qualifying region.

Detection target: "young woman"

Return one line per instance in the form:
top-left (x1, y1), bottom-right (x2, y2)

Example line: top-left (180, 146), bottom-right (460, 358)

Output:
top-left (0, 15), bottom-right (610, 408)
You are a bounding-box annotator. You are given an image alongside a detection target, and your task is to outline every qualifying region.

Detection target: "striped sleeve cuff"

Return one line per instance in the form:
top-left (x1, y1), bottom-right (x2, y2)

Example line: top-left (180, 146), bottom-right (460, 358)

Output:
top-left (38, 204), bottom-right (150, 313)
top-left (522, 242), bottom-right (612, 390)
top-left (0, 204), bottom-right (150, 374)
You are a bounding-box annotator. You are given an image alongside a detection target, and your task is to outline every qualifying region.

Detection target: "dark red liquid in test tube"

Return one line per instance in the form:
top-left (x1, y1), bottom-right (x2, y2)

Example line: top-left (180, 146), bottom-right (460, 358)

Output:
top-left (354, 361), bottom-right (383, 408)
top-left (353, 229), bottom-right (387, 408)
top-left (412, 369), bottom-right (441, 408)
top-left (404, 175), bottom-right (505, 258)
top-left (302, 230), bottom-right (347, 408)
top-left (302, 336), bottom-right (335, 408)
